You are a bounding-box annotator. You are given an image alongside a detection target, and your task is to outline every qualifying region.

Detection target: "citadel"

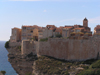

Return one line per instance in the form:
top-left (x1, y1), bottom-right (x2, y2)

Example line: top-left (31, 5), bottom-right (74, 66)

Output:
top-left (9, 18), bottom-right (100, 61)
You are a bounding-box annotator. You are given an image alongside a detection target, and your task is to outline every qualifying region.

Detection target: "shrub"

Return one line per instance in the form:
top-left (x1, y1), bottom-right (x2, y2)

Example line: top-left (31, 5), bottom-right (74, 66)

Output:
top-left (40, 38), bottom-right (48, 41)
top-left (25, 72), bottom-right (31, 75)
top-left (18, 46), bottom-right (21, 51)
top-left (94, 69), bottom-right (100, 75)
top-left (77, 69), bottom-right (95, 75)
top-left (55, 34), bottom-right (62, 38)
top-left (77, 69), bottom-right (100, 75)
top-left (82, 59), bottom-right (97, 64)
top-left (1, 71), bottom-right (6, 74)
top-left (90, 60), bottom-right (100, 68)
top-left (5, 41), bottom-right (9, 48)
top-left (80, 65), bottom-right (89, 69)
top-left (64, 71), bottom-right (70, 75)
top-left (49, 36), bottom-right (53, 38)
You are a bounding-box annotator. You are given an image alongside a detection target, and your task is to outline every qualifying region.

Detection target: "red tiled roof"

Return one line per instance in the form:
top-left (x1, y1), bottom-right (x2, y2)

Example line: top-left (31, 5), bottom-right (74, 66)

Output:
top-left (55, 28), bottom-right (62, 32)
top-left (73, 28), bottom-right (84, 30)
top-left (94, 25), bottom-right (100, 30)
top-left (49, 28), bottom-right (54, 30)
top-left (12, 27), bottom-right (21, 30)
top-left (22, 25), bottom-right (42, 29)
top-left (22, 26), bottom-right (33, 27)
top-left (46, 25), bottom-right (56, 28)
top-left (64, 27), bottom-right (73, 29)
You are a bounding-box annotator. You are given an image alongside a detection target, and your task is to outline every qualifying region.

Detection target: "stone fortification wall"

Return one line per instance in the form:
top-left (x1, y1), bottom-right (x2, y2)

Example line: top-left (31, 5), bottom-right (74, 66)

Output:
top-left (9, 42), bottom-right (21, 47)
top-left (38, 36), bottom-right (100, 61)
top-left (21, 40), bottom-right (36, 55)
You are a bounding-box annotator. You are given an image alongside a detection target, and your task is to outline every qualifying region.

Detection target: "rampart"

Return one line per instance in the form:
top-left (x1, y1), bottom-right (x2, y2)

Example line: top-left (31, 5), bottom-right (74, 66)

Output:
top-left (20, 35), bottom-right (100, 61)
top-left (21, 40), bottom-right (37, 55)
top-left (37, 36), bottom-right (100, 61)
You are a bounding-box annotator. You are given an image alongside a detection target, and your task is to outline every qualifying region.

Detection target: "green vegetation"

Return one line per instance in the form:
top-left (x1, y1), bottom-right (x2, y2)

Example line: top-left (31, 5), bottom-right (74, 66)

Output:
top-left (81, 59), bottom-right (97, 64)
top-left (25, 72), bottom-right (31, 75)
top-left (55, 34), bottom-right (62, 38)
top-left (77, 60), bottom-right (100, 75)
top-left (49, 36), bottom-right (53, 38)
top-left (0, 71), bottom-right (6, 74)
top-left (18, 46), bottom-right (21, 51)
top-left (35, 56), bottom-right (70, 75)
top-left (90, 60), bottom-right (100, 68)
top-left (77, 69), bottom-right (100, 75)
top-left (40, 38), bottom-right (48, 41)
top-left (5, 41), bottom-right (9, 48)
top-left (34, 56), bottom-right (100, 75)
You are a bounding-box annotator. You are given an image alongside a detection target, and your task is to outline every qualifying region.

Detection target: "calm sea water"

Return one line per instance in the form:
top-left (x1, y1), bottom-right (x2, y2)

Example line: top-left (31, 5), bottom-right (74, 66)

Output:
top-left (0, 41), bottom-right (17, 75)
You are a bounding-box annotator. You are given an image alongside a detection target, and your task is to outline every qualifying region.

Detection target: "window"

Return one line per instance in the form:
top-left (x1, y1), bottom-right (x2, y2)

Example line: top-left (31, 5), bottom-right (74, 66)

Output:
top-left (23, 27), bottom-right (26, 29)
top-left (22, 33), bottom-right (26, 36)
top-left (27, 27), bottom-right (31, 30)
top-left (28, 34), bottom-right (31, 36)
top-left (75, 29), bottom-right (80, 32)
top-left (30, 30), bottom-right (33, 33)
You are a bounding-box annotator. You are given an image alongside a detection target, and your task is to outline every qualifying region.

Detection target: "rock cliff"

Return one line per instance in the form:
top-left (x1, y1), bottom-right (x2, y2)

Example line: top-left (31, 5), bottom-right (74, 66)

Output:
top-left (7, 46), bottom-right (37, 75)
top-left (6, 46), bottom-right (91, 75)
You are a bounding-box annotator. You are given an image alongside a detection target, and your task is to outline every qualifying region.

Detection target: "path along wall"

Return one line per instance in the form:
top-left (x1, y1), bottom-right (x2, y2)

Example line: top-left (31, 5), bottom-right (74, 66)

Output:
top-left (38, 36), bottom-right (100, 61)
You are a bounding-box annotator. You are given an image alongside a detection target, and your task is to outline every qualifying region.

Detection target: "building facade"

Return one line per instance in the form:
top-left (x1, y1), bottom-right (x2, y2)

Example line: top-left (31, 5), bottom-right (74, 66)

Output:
top-left (94, 25), bottom-right (100, 34)
top-left (10, 27), bottom-right (21, 42)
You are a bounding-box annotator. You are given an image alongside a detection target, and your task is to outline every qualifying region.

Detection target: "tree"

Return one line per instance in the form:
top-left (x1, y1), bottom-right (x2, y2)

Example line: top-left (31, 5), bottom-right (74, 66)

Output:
top-left (55, 34), bottom-right (62, 38)
top-left (5, 41), bottom-right (9, 48)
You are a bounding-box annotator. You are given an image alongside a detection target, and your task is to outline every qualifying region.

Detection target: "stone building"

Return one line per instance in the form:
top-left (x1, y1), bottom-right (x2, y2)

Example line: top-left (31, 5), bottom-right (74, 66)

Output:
top-left (10, 27), bottom-right (21, 42)
top-left (62, 26), bottom-right (73, 37)
top-left (46, 25), bottom-right (56, 29)
top-left (94, 25), bottom-right (100, 34)
top-left (21, 25), bottom-right (41, 41)
top-left (21, 26), bottom-right (33, 40)
top-left (38, 29), bottom-right (44, 40)
top-left (62, 18), bottom-right (92, 38)
top-left (38, 27), bottom-right (53, 40)
top-left (38, 25), bottom-right (57, 40)
top-left (72, 18), bottom-right (91, 34)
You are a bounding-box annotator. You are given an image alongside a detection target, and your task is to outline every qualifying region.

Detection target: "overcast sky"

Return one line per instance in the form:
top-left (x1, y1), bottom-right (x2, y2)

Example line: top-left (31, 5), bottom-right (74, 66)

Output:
top-left (0, 0), bottom-right (100, 41)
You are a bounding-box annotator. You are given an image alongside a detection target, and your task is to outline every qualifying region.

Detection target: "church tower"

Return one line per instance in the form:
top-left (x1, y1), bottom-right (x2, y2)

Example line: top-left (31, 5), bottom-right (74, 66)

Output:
top-left (83, 18), bottom-right (88, 27)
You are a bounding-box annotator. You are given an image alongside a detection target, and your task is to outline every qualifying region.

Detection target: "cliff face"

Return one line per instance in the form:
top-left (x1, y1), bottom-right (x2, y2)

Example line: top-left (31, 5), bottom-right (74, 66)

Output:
top-left (7, 46), bottom-right (37, 75)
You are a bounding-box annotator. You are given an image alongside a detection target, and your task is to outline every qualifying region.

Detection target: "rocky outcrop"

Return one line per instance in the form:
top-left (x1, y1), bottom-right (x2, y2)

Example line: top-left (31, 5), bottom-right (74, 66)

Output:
top-left (0, 72), bottom-right (5, 75)
top-left (7, 46), bottom-right (37, 75)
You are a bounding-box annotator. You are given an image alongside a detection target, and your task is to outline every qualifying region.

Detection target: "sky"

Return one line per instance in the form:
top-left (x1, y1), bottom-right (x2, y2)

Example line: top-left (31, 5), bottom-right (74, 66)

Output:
top-left (0, 0), bottom-right (100, 41)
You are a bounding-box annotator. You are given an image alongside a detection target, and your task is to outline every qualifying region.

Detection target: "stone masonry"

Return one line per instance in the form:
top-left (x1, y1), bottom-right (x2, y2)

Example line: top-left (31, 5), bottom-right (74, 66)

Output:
top-left (21, 36), bottom-right (100, 61)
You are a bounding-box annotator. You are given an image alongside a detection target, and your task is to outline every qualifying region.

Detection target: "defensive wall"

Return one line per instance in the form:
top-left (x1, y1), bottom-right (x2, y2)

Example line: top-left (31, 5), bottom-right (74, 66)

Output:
top-left (21, 40), bottom-right (37, 55)
top-left (38, 36), bottom-right (100, 61)
top-left (21, 35), bottom-right (100, 61)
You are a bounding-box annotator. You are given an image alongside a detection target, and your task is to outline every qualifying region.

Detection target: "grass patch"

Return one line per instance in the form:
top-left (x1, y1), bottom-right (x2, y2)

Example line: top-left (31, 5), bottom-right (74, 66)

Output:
top-left (77, 69), bottom-right (100, 75)
top-left (35, 56), bottom-right (70, 74)
top-left (90, 60), bottom-right (100, 68)
top-left (34, 56), bottom-right (100, 75)
top-left (40, 38), bottom-right (48, 42)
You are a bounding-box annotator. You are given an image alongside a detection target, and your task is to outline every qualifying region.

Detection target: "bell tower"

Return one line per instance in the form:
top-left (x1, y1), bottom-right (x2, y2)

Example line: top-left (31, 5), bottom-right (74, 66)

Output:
top-left (83, 18), bottom-right (88, 27)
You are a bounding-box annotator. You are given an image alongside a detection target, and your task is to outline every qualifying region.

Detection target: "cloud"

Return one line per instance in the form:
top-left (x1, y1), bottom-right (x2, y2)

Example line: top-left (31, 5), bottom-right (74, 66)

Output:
top-left (43, 10), bottom-right (47, 12)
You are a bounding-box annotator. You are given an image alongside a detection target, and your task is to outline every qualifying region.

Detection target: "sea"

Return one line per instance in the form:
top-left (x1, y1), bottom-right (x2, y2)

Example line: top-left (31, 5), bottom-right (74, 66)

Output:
top-left (0, 41), bottom-right (17, 75)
